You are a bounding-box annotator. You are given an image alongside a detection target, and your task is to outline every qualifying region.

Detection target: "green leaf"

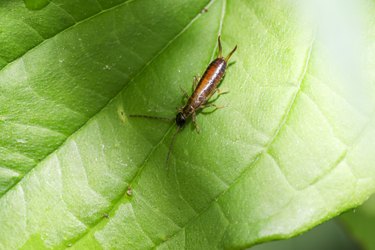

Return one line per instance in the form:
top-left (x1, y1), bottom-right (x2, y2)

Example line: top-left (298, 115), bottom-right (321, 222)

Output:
top-left (341, 195), bottom-right (375, 250)
top-left (1, 0), bottom-right (375, 249)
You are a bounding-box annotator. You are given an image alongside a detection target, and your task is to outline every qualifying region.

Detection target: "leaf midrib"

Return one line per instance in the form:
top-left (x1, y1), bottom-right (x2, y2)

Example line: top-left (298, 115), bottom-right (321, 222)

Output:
top-left (71, 0), bottom-right (315, 247)
top-left (0, 0), bottom-right (135, 199)
top-left (69, 0), bottom-right (218, 246)
top-left (0, 0), bottom-right (212, 199)
top-left (69, 1), bottom-right (316, 246)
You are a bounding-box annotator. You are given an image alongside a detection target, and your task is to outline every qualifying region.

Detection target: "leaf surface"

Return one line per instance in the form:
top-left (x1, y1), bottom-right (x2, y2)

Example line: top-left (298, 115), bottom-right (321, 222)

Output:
top-left (1, 0), bottom-right (375, 249)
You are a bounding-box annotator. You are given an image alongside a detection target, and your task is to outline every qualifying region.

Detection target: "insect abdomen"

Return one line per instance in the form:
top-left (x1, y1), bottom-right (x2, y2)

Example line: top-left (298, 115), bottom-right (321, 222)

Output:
top-left (185, 58), bottom-right (227, 114)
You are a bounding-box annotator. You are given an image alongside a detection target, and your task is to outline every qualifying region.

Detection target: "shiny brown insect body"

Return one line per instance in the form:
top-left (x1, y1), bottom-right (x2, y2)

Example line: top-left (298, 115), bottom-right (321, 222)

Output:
top-left (175, 36), bottom-right (237, 129)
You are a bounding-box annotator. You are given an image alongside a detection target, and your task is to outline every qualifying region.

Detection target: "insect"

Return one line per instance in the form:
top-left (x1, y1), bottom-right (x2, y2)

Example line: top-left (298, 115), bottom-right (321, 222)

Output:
top-left (130, 36), bottom-right (237, 164)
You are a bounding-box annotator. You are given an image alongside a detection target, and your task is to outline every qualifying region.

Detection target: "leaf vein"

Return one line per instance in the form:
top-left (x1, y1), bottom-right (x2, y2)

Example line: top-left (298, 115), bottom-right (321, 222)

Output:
top-left (155, 27), bottom-right (316, 248)
top-left (68, 0), bottom-right (217, 245)
top-left (0, 0), bottom-right (133, 73)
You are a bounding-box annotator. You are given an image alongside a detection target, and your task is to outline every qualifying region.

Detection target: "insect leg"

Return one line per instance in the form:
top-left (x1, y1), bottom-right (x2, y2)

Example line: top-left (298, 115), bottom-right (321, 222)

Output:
top-left (207, 87), bottom-right (229, 103)
top-left (200, 103), bottom-right (225, 114)
top-left (192, 112), bottom-right (200, 133)
top-left (214, 87), bottom-right (229, 96)
top-left (192, 75), bottom-right (200, 90)
top-left (179, 86), bottom-right (189, 100)
top-left (202, 103), bottom-right (225, 109)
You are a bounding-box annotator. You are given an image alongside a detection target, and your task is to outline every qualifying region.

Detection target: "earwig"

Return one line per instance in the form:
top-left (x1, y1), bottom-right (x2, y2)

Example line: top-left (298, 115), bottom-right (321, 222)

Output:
top-left (130, 36), bottom-right (237, 166)
top-left (175, 36), bottom-right (237, 130)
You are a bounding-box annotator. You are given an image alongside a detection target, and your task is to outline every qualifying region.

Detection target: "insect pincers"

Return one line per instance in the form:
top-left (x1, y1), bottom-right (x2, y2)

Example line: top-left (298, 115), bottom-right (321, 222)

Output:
top-left (130, 36), bottom-right (237, 166)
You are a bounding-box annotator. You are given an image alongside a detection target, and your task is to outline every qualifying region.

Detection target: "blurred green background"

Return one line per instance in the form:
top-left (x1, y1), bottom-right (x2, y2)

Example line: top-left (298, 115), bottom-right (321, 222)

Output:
top-left (251, 194), bottom-right (375, 250)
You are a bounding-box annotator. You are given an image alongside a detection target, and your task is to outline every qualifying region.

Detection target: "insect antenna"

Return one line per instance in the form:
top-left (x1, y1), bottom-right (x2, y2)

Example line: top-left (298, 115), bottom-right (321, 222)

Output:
top-left (128, 114), bottom-right (173, 123)
top-left (165, 126), bottom-right (181, 170)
